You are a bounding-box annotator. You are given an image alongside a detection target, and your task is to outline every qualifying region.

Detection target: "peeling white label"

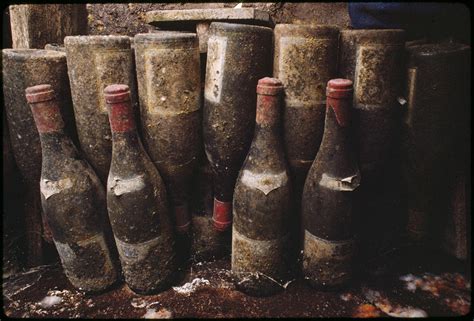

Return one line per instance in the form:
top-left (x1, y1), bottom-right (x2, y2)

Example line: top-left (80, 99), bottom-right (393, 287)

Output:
top-left (54, 233), bottom-right (111, 267)
top-left (114, 236), bottom-right (162, 263)
top-left (240, 170), bottom-right (288, 195)
top-left (109, 175), bottom-right (145, 196)
top-left (204, 35), bottom-right (227, 103)
top-left (319, 173), bottom-right (360, 191)
top-left (40, 178), bottom-right (73, 199)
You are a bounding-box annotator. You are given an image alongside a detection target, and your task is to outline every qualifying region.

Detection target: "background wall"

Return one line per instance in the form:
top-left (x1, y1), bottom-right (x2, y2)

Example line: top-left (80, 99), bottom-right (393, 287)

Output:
top-left (86, 2), bottom-right (351, 35)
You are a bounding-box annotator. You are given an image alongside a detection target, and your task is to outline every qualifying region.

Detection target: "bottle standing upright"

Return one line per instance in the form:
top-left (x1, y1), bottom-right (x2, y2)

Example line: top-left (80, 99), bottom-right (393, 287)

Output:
top-left (232, 77), bottom-right (292, 296)
top-left (301, 79), bottom-right (360, 289)
top-left (104, 84), bottom-right (176, 294)
top-left (26, 84), bottom-right (118, 292)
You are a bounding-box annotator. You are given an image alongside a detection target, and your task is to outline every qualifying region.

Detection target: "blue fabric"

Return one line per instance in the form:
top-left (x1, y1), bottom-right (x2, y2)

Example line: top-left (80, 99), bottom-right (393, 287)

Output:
top-left (348, 2), bottom-right (471, 42)
top-left (348, 2), bottom-right (447, 29)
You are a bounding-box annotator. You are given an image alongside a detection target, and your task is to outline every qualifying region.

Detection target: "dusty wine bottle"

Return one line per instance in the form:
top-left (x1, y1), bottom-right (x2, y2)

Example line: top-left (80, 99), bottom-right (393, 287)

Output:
top-left (338, 29), bottom-right (405, 259)
top-left (104, 84), bottom-right (177, 294)
top-left (64, 36), bottom-right (137, 182)
top-left (203, 22), bottom-right (273, 233)
top-left (134, 32), bottom-right (201, 235)
top-left (3, 48), bottom-right (78, 266)
top-left (26, 84), bottom-right (118, 292)
top-left (273, 24), bottom-right (339, 201)
top-left (301, 79), bottom-right (360, 289)
top-left (232, 77), bottom-right (292, 296)
top-left (402, 41), bottom-right (470, 246)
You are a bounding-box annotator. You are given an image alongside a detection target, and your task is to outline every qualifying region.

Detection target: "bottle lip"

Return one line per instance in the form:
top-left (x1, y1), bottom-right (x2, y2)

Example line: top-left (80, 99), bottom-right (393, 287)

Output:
top-left (104, 84), bottom-right (131, 104)
top-left (25, 84), bottom-right (55, 103)
top-left (326, 78), bottom-right (353, 98)
top-left (256, 77), bottom-right (284, 95)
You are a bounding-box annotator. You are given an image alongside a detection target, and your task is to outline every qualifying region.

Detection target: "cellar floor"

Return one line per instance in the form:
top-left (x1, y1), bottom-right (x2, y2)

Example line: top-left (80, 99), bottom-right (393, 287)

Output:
top-left (2, 245), bottom-right (470, 318)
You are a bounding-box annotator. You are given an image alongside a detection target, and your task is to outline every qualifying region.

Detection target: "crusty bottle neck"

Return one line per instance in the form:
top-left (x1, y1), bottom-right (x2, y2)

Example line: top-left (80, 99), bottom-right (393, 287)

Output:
top-left (30, 98), bottom-right (65, 134)
top-left (108, 99), bottom-right (137, 134)
top-left (256, 93), bottom-right (280, 128)
top-left (318, 94), bottom-right (353, 163)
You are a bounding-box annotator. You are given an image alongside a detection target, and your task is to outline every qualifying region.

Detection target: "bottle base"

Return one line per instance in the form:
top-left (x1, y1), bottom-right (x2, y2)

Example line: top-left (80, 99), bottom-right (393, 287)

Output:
top-left (233, 273), bottom-right (285, 297)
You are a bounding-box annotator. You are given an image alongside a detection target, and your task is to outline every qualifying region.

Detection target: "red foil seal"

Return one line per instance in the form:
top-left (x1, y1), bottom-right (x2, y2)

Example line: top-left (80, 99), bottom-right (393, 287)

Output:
top-left (25, 84), bottom-right (64, 133)
top-left (256, 77), bottom-right (284, 125)
top-left (326, 78), bottom-right (353, 127)
top-left (174, 204), bottom-right (191, 234)
top-left (104, 84), bottom-right (136, 133)
top-left (213, 198), bottom-right (232, 232)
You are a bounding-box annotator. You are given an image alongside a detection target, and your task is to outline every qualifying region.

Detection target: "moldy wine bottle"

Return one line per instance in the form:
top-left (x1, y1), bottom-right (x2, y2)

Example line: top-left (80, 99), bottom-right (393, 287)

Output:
top-left (26, 84), bottom-right (118, 292)
top-left (203, 22), bottom-right (273, 234)
top-left (301, 79), bottom-right (360, 289)
top-left (105, 84), bottom-right (177, 294)
top-left (232, 77), bottom-right (292, 296)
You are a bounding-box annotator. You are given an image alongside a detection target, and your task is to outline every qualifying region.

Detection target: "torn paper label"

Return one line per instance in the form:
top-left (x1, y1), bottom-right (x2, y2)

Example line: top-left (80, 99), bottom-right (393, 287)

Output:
top-left (319, 173), bottom-right (360, 191)
top-left (40, 177), bottom-right (73, 199)
top-left (109, 174), bottom-right (145, 196)
top-left (241, 170), bottom-right (288, 195)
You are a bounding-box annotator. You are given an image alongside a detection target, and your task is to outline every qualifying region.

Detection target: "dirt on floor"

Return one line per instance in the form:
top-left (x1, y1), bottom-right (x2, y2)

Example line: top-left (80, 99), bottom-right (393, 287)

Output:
top-left (3, 245), bottom-right (470, 318)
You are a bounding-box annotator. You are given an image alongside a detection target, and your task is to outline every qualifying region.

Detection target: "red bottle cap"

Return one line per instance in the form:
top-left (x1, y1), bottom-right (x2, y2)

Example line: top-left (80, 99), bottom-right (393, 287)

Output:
top-left (104, 84), bottom-right (135, 132)
top-left (326, 78), bottom-right (353, 99)
top-left (326, 79), bottom-right (353, 127)
top-left (25, 84), bottom-right (55, 104)
top-left (104, 84), bottom-right (131, 104)
top-left (256, 77), bottom-right (284, 96)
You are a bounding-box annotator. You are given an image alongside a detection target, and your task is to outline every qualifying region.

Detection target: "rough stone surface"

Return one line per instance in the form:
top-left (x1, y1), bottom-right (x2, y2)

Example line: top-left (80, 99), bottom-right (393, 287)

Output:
top-left (146, 8), bottom-right (272, 27)
top-left (86, 3), bottom-right (350, 36)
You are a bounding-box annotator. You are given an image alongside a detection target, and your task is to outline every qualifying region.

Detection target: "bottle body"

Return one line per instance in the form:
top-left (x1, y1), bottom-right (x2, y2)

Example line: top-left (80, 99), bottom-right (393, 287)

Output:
top-left (105, 84), bottom-right (176, 294)
top-left (203, 22), bottom-right (273, 233)
top-left (27, 84), bottom-right (118, 292)
top-left (134, 32), bottom-right (201, 235)
top-left (232, 78), bottom-right (292, 296)
top-left (338, 29), bottom-right (405, 258)
top-left (274, 24), bottom-right (339, 202)
top-left (64, 36), bottom-right (137, 182)
top-left (301, 79), bottom-right (360, 289)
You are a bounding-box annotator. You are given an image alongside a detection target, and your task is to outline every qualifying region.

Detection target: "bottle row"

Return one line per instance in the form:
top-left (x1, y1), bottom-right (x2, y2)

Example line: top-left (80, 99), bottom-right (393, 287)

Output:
top-left (3, 23), bottom-right (470, 294)
top-left (23, 76), bottom-right (353, 296)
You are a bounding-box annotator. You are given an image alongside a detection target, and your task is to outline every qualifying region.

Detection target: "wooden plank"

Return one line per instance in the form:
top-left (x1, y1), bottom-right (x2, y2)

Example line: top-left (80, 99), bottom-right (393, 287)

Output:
top-left (9, 4), bottom-right (87, 49)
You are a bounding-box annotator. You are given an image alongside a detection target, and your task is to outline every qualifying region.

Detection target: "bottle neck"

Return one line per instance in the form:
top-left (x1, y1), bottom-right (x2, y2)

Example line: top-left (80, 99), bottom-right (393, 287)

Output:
top-left (108, 100), bottom-right (143, 173)
top-left (319, 96), bottom-right (353, 155)
top-left (255, 94), bottom-right (280, 129)
top-left (30, 99), bottom-right (65, 134)
top-left (30, 99), bottom-right (79, 162)
top-left (247, 93), bottom-right (284, 166)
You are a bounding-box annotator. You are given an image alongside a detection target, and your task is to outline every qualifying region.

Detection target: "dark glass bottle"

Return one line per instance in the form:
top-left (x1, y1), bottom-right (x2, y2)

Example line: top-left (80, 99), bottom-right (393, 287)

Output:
top-left (301, 79), bottom-right (360, 289)
top-left (104, 84), bottom-right (176, 294)
top-left (232, 77), bottom-right (292, 296)
top-left (26, 84), bottom-right (118, 292)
